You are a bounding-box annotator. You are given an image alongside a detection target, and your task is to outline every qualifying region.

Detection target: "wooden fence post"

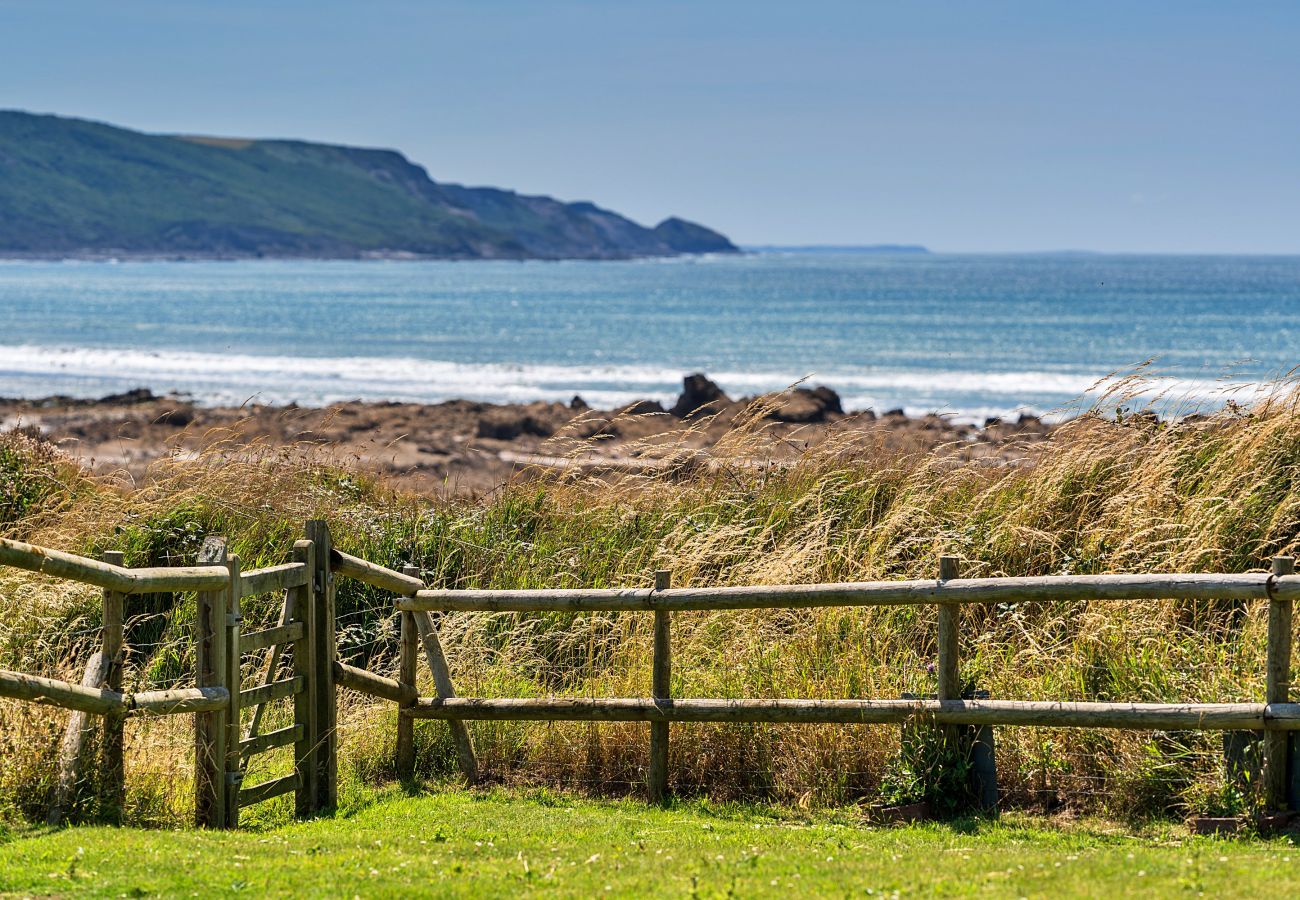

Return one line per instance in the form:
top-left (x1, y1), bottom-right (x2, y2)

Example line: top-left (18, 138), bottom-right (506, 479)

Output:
top-left (969, 693), bottom-right (999, 814)
top-left (222, 554), bottom-right (243, 828)
top-left (935, 555), bottom-right (998, 811)
top-left (396, 565), bottom-right (420, 779)
top-left (99, 550), bottom-right (126, 821)
top-left (648, 570), bottom-right (672, 804)
top-left (290, 539), bottom-right (318, 818)
top-left (46, 551), bottom-right (124, 826)
top-left (305, 520), bottom-right (338, 810)
top-left (414, 610), bottom-right (478, 783)
top-left (194, 536), bottom-right (229, 828)
top-left (937, 556), bottom-right (960, 704)
top-left (1265, 555), bottom-right (1294, 810)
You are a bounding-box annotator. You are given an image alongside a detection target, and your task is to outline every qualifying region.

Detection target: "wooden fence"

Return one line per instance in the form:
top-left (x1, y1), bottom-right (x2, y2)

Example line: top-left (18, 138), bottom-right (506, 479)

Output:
top-left (0, 530), bottom-right (326, 827)
top-left (2, 525), bottom-right (1299, 827)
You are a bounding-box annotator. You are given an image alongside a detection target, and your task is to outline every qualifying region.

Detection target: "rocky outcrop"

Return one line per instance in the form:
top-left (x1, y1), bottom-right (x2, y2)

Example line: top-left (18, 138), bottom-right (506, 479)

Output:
top-left (619, 399), bottom-right (666, 416)
top-left (764, 386), bottom-right (844, 424)
top-left (476, 407), bottom-right (557, 440)
top-left (651, 217), bottom-right (738, 254)
top-left (671, 374), bottom-right (731, 419)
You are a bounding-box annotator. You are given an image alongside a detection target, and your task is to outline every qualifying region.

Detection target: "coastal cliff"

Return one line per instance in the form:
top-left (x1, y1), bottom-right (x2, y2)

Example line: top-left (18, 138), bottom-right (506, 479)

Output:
top-left (0, 111), bottom-right (738, 260)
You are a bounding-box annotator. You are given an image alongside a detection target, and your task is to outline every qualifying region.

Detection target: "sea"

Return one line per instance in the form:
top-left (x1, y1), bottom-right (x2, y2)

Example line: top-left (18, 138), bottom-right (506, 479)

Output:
top-left (1, 252), bottom-right (1298, 423)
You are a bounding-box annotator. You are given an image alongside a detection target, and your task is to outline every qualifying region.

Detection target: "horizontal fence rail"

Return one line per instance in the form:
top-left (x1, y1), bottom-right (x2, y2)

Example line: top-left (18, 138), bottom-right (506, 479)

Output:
top-left (331, 549), bottom-right (422, 596)
top-left (0, 527), bottom-right (334, 829)
top-left (335, 660), bottom-right (417, 705)
top-left (0, 537), bottom-right (229, 594)
top-left (407, 697), bottom-right (1300, 730)
top-left (239, 562), bottom-right (309, 596)
top-left (401, 572), bottom-right (1298, 613)
top-left (4, 526), bottom-right (1299, 826)
top-left (400, 555), bottom-right (1300, 811)
top-left (0, 670), bottom-right (229, 716)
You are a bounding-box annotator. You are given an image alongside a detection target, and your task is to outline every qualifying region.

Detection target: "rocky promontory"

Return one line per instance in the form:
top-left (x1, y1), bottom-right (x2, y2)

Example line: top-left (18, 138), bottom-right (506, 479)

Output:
top-left (0, 110), bottom-right (738, 260)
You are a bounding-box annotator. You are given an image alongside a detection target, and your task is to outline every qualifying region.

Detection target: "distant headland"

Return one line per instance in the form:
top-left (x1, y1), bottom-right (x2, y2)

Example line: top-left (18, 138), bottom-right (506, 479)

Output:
top-left (0, 110), bottom-right (738, 261)
top-left (747, 244), bottom-right (930, 254)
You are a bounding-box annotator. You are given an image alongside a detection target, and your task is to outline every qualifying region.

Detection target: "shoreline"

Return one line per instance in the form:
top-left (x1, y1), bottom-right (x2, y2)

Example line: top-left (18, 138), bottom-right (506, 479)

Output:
top-left (0, 344), bottom-right (1089, 427)
top-left (1, 377), bottom-right (1054, 496)
top-left (0, 248), bottom-right (744, 263)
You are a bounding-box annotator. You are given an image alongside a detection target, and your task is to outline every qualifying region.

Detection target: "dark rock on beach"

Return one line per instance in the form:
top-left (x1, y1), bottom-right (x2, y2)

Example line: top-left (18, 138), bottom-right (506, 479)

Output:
top-left (764, 386), bottom-right (844, 424)
top-left (152, 407), bottom-right (195, 428)
top-left (100, 388), bottom-right (160, 405)
top-left (620, 399), bottom-right (666, 416)
top-left (671, 374), bottom-right (731, 419)
top-left (476, 409), bottom-right (556, 440)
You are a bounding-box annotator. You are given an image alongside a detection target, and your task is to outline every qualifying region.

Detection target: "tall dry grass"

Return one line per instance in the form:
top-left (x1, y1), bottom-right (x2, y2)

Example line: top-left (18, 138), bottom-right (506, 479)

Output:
top-left (3, 377), bottom-right (1300, 826)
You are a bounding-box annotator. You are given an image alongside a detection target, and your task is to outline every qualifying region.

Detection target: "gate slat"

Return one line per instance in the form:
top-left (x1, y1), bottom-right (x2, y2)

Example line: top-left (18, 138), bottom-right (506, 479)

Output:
top-left (239, 724), bottom-right (303, 757)
top-left (241, 676), bottom-right (303, 707)
top-left (240, 621), bottom-right (304, 654)
top-left (239, 773), bottom-right (299, 807)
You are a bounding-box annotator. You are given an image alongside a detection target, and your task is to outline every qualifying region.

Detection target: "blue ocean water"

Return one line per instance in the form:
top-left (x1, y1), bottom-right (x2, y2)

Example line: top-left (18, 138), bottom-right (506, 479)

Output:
top-left (0, 253), bottom-right (1297, 421)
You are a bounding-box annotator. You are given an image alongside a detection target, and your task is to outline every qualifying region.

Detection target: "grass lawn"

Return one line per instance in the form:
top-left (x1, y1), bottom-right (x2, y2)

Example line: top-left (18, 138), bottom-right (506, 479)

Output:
top-left (1, 789), bottom-right (1297, 898)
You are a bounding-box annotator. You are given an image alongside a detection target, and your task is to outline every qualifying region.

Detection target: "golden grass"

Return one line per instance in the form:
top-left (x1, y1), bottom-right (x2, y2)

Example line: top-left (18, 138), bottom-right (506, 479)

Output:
top-left (3, 376), bottom-right (1299, 826)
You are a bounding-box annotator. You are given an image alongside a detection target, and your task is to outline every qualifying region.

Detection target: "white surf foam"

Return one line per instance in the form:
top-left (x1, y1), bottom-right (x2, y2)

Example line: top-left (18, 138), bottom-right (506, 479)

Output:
top-left (0, 343), bottom-right (1271, 423)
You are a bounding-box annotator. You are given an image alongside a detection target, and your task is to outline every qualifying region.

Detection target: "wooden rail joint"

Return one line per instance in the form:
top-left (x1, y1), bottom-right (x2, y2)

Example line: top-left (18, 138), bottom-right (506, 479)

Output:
top-left (334, 660), bottom-right (417, 705)
top-left (329, 549), bottom-right (423, 596)
top-left (0, 670), bottom-right (231, 716)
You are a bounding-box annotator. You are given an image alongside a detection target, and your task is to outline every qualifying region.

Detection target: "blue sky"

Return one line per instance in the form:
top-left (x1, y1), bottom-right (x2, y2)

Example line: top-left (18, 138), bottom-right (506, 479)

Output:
top-left (3, 1), bottom-right (1297, 252)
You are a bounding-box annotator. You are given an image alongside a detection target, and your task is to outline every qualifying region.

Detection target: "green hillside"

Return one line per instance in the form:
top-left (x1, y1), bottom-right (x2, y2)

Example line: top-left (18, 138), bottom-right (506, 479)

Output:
top-left (0, 111), bottom-right (737, 259)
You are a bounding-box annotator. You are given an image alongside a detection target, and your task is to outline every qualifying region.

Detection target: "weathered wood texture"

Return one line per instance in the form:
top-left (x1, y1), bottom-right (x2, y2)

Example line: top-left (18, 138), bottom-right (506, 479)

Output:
top-left (240, 676), bottom-right (303, 708)
top-left (413, 610), bottom-right (478, 783)
top-left (132, 687), bottom-right (231, 714)
top-left (288, 539), bottom-right (318, 819)
top-left (193, 537), bottom-right (229, 828)
top-left (1265, 556), bottom-right (1295, 810)
top-left (45, 548), bottom-right (129, 826)
top-left (0, 663), bottom-right (122, 715)
top-left (936, 556), bottom-right (960, 702)
top-left (239, 773), bottom-right (299, 807)
top-left (239, 620), bottom-right (304, 655)
top-left (405, 572), bottom-right (1292, 613)
top-left (648, 570), bottom-right (672, 803)
top-left (241, 724), bottom-right (303, 757)
top-left (99, 551), bottom-right (126, 821)
top-left (396, 566), bottom-right (420, 778)
top-left (0, 537), bottom-right (227, 593)
top-left (241, 588), bottom-right (299, 769)
top-left (44, 652), bottom-right (115, 824)
top-left (334, 661), bottom-right (417, 704)
top-left (330, 549), bottom-right (423, 596)
top-left (1, 669), bottom-right (228, 717)
top-left (222, 554), bottom-right (244, 829)
top-left (409, 697), bottom-right (1300, 730)
top-left (240, 562), bottom-right (309, 596)
top-left (306, 521), bottom-right (338, 811)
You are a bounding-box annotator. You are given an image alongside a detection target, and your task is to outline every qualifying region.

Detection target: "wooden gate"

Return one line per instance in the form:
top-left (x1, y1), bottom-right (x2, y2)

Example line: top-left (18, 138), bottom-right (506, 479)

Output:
top-left (194, 527), bottom-right (334, 828)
